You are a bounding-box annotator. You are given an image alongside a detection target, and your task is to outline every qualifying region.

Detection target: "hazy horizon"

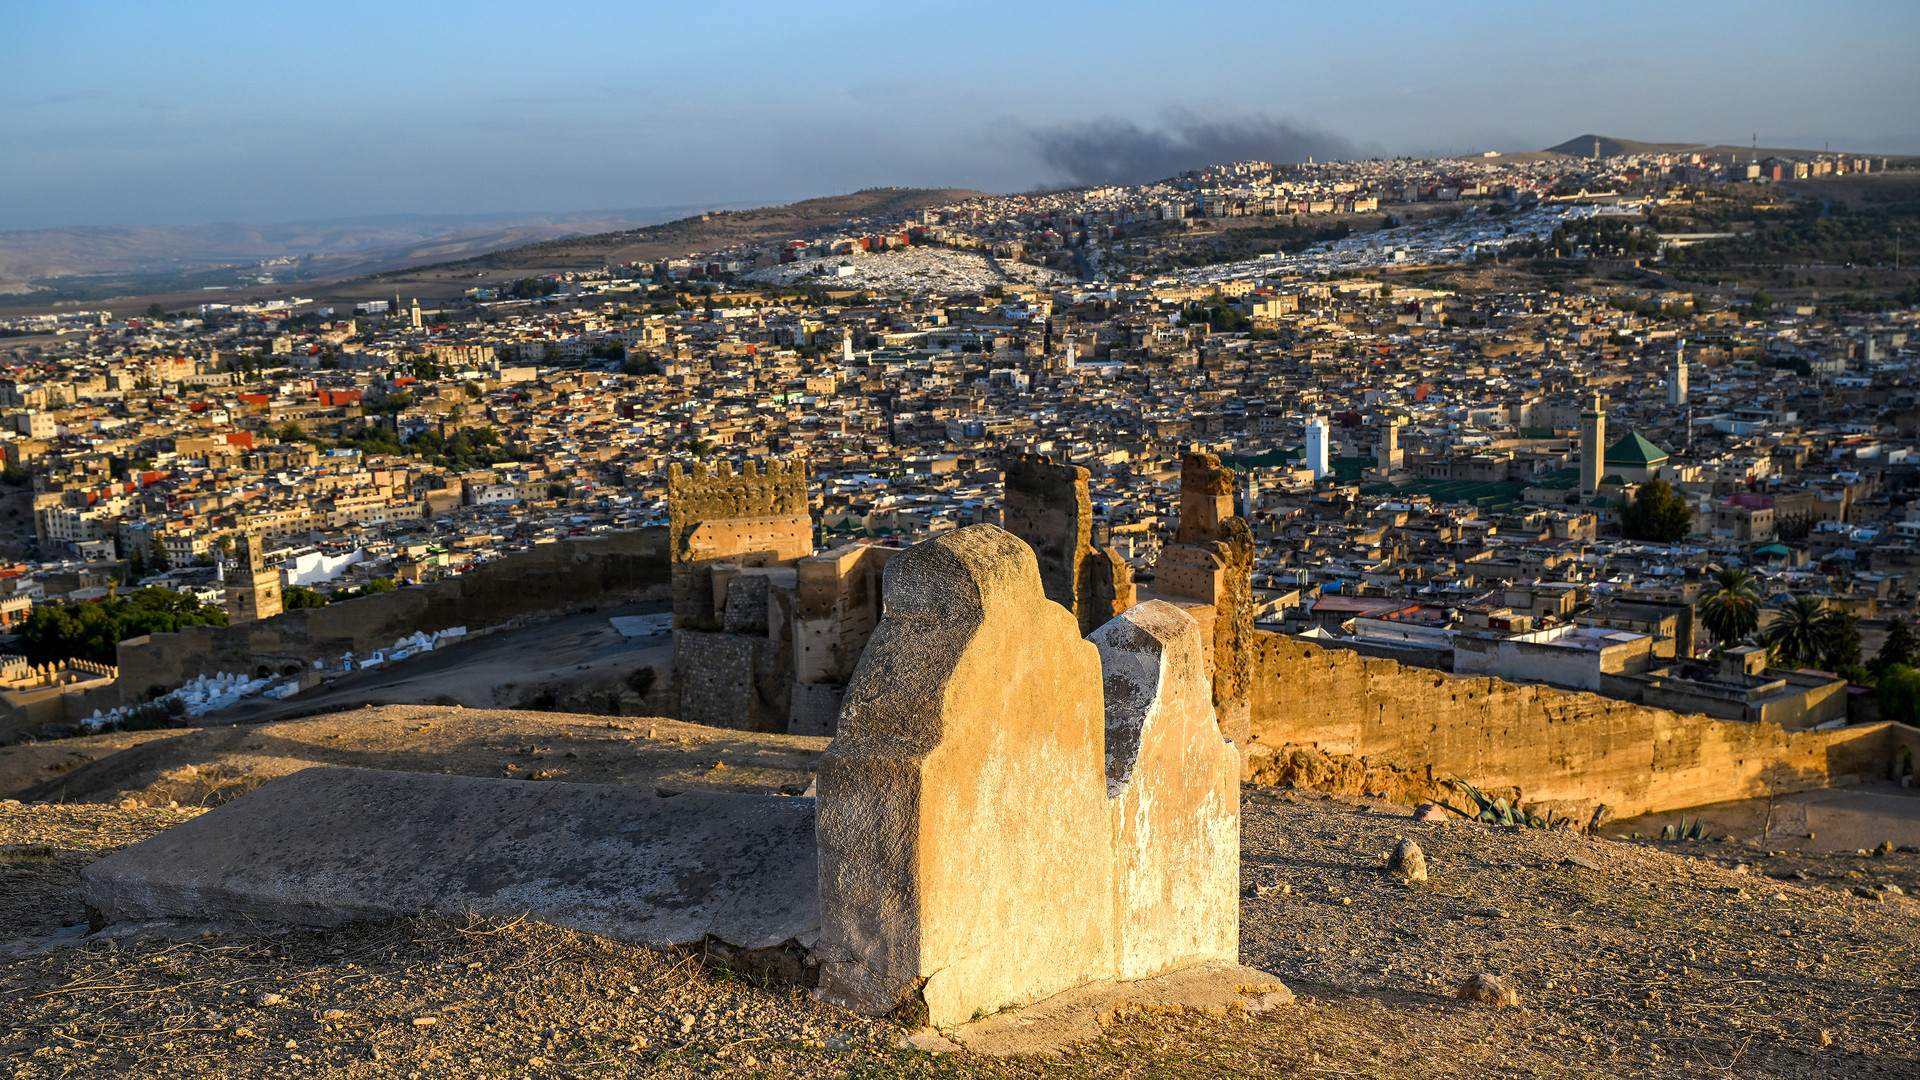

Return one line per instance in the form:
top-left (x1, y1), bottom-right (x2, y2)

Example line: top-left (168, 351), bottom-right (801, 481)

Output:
top-left (6, 0), bottom-right (1916, 232)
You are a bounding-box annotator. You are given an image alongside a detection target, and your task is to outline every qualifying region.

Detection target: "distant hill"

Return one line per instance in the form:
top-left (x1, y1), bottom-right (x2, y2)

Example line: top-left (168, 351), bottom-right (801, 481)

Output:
top-left (456, 188), bottom-right (991, 275)
top-left (0, 209), bottom-right (711, 299)
top-left (1544, 134), bottom-right (1833, 160)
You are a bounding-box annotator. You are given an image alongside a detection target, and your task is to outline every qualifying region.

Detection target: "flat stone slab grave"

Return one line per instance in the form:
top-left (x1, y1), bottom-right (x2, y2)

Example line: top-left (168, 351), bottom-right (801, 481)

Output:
top-left (81, 767), bottom-right (820, 951)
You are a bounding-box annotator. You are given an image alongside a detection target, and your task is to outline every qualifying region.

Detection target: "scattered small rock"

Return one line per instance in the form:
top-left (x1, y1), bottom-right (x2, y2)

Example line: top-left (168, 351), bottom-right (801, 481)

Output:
top-left (1816, 1029), bottom-right (1834, 1048)
top-left (320, 1009), bottom-right (348, 1021)
top-left (1849, 886), bottom-right (1885, 902)
top-left (1563, 855), bottom-right (1600, 872)
top-left (1387, 838), bottom-right (1427, 882)
top-left (411, 1016), bottom-right (437, 1027)
top-left (253, 993), bottom-right (286, 1008)
top-left (1456, 972), bottom-right (1520, 1008)
top-left (1411, 803), bottom-right (1445, 823)
top-left (1874, 840), bottom-right (1894, 857)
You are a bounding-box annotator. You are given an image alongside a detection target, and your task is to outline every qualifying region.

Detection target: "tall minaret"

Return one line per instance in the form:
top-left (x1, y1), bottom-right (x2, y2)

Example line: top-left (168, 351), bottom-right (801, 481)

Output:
top-left (409, 299), bottom-right (423, 332)
top-left (1379, 420), bottom-right (1403, 472)
top-left (225, 532), bottom-right (282, 625)
top-left (1305, 415), bottom-right (1331, 479)
top-left (1666, 340), bottom-right (1689, 407)
top-left (1579, 394), bottom-right (1607, 496)
top-left (842, 333), bottom-right (855, 365)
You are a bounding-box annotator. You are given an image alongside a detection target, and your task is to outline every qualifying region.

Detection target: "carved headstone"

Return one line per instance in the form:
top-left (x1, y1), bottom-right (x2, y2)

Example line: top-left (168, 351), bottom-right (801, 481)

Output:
top-left (813, 524), bottom-right (1116, 1026)
top-left (1090, 600), bottom-right (1240, 980)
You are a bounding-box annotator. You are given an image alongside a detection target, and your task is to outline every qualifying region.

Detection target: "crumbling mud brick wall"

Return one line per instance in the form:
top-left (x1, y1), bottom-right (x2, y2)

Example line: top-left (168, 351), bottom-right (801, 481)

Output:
top-left (788, 545), bottom-right (894, 736)
top-left (668, 458), bottom-right (813, 631)
top-left (1003, 453), bottom-right (1135, 636)
top-left (115, 529), bottom-right (671, 704)
top-left (1247, 631), bottom-right (1918, 821)
top-left (1147, 453), bottom-right (1252, 743)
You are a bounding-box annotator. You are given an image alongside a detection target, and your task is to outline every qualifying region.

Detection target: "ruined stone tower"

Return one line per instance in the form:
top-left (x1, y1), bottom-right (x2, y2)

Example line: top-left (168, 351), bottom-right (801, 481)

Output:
top-left (1002, 453), bottom-right (1135, 635)
top-left (225, 532), bottom-right (282, 625)
top-left (1144, 453), bottom-right (1254, 746)
top-left (666, 455), bottom-right (893, 736)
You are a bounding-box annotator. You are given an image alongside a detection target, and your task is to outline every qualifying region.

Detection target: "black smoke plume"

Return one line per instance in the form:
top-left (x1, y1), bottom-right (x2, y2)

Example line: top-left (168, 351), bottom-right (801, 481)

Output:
top-left (1029, 114), bottom-right (1358, 186)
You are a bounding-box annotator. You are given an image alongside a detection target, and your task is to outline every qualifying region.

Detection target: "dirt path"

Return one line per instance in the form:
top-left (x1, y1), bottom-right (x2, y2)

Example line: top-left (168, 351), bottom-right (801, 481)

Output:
top-left (201, 603), bottom-right (674, 728)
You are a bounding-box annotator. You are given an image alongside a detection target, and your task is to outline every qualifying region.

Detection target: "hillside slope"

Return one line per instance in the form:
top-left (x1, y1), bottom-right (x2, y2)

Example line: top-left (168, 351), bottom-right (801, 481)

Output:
top-left (461, 187), bottom-right (990, 273)
top-left (1545, 134), bottom-right (1828, 160)
top-left (3, 703), bottom-right (1920, 1076)
top-left (3, 741), bottom-right (1916, 1077)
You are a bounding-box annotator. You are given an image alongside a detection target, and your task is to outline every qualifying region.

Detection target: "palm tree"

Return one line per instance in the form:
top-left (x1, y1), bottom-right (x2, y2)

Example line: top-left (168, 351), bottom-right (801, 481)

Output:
top-left (1763, 594), bottom-right (1829, 668)
top-left (1699, 568), bottom-right (1762, 649)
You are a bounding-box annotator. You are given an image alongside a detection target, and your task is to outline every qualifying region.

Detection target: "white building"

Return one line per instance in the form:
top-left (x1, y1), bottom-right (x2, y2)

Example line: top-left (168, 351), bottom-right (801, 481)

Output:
top-left (1304, 416), bottom-right (1331, 479)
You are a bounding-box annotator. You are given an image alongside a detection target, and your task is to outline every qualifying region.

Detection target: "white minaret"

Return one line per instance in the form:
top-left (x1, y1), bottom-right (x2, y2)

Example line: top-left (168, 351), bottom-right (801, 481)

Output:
top-left (1305, 416), bottom-right (1331, 479)
top-left (1666, 341), bottom-right (1689, 407)
top-left (842, 334), bottom-right (855, 365)
top-left (409, 298), bottom-right (422, 331)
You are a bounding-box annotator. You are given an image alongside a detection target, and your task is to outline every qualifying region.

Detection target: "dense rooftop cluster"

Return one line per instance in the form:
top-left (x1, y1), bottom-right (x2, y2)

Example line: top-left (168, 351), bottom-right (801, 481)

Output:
top-left (0, 149), bottom-right (1913, 697)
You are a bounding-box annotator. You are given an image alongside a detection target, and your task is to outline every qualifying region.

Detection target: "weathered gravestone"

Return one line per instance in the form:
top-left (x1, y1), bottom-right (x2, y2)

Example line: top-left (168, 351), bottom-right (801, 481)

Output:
top-left (1090, 598), bottom-right (1240, 981)
top-left (814, 525), bottom-right (1245, 1027)
top-left (813, 524), bottom-right (1116, 1025)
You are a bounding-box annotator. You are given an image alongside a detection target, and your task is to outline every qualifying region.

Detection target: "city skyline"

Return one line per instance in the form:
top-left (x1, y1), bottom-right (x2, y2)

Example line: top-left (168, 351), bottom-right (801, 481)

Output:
top-left (5, 0), bottom-right (1917, 231)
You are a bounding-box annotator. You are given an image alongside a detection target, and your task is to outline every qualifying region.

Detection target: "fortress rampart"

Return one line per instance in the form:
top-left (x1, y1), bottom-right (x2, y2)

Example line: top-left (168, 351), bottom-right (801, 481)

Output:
top-left (1246, 632), bottom-right (1920, 822)
top-left (115, 529), bottom-right (670, 703)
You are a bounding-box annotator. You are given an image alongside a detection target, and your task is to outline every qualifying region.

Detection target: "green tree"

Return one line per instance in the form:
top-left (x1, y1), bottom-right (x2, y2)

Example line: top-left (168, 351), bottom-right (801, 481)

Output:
top-left (0, 463), bottom-right (26, 486)
top-left (1620, 480), bottom-right (1692, 543)
top-left (1763, 595), bottom-right (1829, 668)
top-left (1700, 567), bottom-right (1762, 648)
top-left (283, 586), bottom-right (328, 609)
top-left (1875, 618), bottom-right (1918, 674)
top-left (17, 588), bottom-right (227, 665)
top-left (1821, 610), bottom-right (1863, 671)
top-left (1876, 664), bottom-right (1920, 725)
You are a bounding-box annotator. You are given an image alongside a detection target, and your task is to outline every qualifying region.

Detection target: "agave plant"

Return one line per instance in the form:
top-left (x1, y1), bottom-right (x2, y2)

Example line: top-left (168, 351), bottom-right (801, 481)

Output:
top-left (1440, 776), bottom-right (1558, 829)
top-left (1659, 816), bottom-right (1708, 842)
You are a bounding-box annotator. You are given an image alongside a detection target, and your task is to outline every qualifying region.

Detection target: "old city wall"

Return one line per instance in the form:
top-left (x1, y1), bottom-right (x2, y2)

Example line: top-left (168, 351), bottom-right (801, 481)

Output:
top-left (1003, 454), bottom-right (1096, 632)
top-left (115, 529), bottom-right (671, 703)
top-left (668, 458), bottom-right (812, 630)
top-left (1247, 631), bottom-right (1917, 821)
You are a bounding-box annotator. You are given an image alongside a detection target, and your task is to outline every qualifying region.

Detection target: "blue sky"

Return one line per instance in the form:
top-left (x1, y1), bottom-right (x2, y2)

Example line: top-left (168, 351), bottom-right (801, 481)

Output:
top-left (4, 0), bottom-right (1915, 230)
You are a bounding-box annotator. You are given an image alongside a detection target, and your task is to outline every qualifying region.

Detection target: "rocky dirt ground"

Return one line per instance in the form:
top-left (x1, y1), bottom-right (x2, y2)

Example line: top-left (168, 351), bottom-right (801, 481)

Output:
top-left (1, 706), bottom-right (825, 807)
top-left (2, 779), bottom-right (1916, 1079)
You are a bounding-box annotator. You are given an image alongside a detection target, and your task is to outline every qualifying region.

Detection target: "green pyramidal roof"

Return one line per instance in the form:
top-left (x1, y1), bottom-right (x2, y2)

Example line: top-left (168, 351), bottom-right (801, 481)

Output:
top-left (1604, 431), bottom-right (1668, 466)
